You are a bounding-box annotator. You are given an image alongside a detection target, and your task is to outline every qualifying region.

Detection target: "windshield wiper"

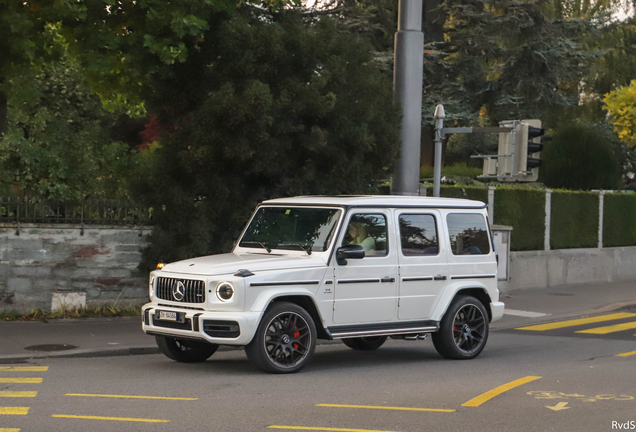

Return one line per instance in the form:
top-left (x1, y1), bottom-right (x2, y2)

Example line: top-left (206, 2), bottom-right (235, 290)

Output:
top-left (288, 244), bottom-right (312, 255)
top-left (242, 241), bottom-right (272, 253)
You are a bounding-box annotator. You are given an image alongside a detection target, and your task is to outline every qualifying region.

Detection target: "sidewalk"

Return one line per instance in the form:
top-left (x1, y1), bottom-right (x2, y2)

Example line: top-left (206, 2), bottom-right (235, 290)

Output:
top-left (1, 281), bottom-right (634, 362)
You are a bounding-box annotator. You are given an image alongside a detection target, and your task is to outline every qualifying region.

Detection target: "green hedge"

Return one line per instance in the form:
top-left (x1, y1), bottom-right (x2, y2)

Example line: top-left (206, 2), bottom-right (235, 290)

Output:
top-left (603, 193), bottom-right (636, 247)
top-left (439, 185), bottom-right (488, 203)
top-left (550, 190), bottom-right (598, 249)
top-left (493, 188), bottom-right (545, 251)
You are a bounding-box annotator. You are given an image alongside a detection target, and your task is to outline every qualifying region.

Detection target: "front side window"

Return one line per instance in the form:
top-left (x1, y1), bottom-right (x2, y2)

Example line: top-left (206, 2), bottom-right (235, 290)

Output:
top-left (399, 214), bottom-right (439, 256)
top-left (239, 207), bottom-right (341, 253)
top-left (343, 214), bottom-right (388, 257)
top-left (447, 213), bottom-right (491, 255)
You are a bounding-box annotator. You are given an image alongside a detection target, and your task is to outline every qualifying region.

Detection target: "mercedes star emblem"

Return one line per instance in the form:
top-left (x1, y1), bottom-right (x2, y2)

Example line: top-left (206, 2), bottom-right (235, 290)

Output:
top-left (172, 281), bottom-right (186, 301)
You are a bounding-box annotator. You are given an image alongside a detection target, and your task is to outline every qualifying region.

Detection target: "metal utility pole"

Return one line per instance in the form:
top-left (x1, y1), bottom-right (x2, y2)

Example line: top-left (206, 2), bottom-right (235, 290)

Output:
top-left (433, 104), bottom-right (445, 197)
top-left (391, 0), bottom-right (424, 196)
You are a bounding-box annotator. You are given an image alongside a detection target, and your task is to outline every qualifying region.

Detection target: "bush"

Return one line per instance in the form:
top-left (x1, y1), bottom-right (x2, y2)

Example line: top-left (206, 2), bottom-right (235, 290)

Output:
top-left (493, 188), bottom-right (545, 250)
top-left (603, 193), bottom-right (636, 247)
top-left (550, 190), bottom-right (598, 249)
top-left (439, 185), bottom-right (488, 202)
top-left (539, 123), bottom-right (622, 191)
top-left (420, 163), bottom-right (484, 180)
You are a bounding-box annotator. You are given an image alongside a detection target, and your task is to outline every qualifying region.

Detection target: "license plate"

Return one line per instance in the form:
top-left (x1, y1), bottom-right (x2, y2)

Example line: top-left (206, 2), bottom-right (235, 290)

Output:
top-left (158, 311), bottom-right (177, 321)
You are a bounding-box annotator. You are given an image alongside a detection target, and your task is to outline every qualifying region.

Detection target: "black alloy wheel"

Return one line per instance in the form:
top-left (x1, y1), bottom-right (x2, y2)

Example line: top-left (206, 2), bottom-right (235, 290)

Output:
top-left (245, 302), bottom-right (317, 374)
top-left (432, 295), bottom-right (489, 359)
top-left (155, 336), bottom-right (219, 363)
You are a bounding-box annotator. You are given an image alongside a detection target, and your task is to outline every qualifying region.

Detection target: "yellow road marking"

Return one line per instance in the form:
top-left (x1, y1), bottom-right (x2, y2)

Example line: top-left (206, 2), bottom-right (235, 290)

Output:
top-left (516, 313), bottom-right (636, 331)
top-left (0, 429), bottom-right (21, 432)
top-left (51, 414), bottom-right (169, 423)
top-left (316, 403), bottom-right (454, 413)
top-left (268, 426), bottom-right (401, 432)
top-left (65, 393), bottom-right (197, 401)
top-left (616, 350), bottom-right (636, 357)
top-left (0, 392), bottom-right (37, 398)
top-left (0, 407), bottom-right (30, 415)
top-left (462, 376), bottom-right (542, 407)
top-left (0, 367), bottom-right (48, 372)
top-left (576, 321), bottom-right (636, 334)
top-left (0, 378), bottom-right (42, 384)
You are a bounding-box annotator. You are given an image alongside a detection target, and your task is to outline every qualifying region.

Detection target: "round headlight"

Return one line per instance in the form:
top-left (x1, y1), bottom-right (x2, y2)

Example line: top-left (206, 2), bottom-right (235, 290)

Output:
top-left (216, 282), bottom-right (234, 302)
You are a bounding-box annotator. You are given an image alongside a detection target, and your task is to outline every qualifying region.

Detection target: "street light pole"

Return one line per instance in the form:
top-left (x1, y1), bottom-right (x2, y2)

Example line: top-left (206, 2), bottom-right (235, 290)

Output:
top-left (391, 0), bottom-right (424, 196)
top-left (433, 104), bottom-right (445, 197)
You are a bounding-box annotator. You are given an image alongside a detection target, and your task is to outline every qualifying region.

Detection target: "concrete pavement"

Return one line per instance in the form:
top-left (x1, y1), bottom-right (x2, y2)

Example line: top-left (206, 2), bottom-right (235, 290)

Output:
top-left (0, 281), bottom-right (634, 362)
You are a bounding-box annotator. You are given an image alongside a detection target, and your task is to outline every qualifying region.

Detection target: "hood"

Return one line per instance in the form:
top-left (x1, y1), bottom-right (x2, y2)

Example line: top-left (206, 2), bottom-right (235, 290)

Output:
top-left (159, 252), bottom-right (328, 276)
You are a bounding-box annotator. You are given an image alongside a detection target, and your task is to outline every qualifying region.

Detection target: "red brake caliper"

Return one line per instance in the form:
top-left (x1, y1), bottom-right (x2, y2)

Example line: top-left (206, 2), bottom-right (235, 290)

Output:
top-left (293, 326), bottom-right (300, 349)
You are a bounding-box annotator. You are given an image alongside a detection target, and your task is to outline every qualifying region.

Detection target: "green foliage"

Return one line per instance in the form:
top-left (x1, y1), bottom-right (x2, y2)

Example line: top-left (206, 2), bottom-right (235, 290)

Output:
top-left (539, 123), bottom-right (622, 191)
top-left (493, 188), bottom-right (545, 251)
top-left (0, 33), bottom-right (132, 201)
top-left (420, 163), bottom-right (485, 180)
top-left (439, 185), bottom-right (489, 203)
top-left (603, 193), bottom-right (636, 247)
top-left (604, 80), bottom-right (636, 148)
top-left (135, 12), bottom-right (401, 269)
top-left (550, 190), bottom-right (599, 249)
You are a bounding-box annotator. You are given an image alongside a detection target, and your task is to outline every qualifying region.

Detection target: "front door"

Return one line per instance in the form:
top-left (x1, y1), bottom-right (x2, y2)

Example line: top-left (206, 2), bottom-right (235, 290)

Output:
top-left (333, 210), bottom-right (398, 324)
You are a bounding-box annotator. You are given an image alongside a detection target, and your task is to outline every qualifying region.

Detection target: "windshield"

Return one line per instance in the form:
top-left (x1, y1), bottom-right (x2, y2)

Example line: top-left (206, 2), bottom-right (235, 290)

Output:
top-left (239, 207), bottom-right (342, 253)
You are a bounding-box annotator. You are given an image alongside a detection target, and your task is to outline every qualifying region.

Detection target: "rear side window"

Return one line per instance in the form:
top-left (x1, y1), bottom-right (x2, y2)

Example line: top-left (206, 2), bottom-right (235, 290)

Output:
top-left (399, 214), bottom-right (439, 256)
top-left (447, 213), bottom-right (491, 255)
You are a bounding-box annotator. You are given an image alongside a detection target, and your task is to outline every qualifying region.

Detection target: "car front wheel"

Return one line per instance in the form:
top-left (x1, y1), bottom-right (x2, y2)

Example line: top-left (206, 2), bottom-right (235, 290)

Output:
top-left (245, 302), bottom-right (317, 374)
top-left (155, 336), bottom-right (219, 363)
top-left (432, 295), bottom-right (489, 360)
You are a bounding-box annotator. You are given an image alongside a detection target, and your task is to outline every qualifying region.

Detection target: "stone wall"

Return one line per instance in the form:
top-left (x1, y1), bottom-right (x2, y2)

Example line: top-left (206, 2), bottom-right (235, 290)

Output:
top-left (0, 224), bottom-right (149, 313)
top-left (499, 246), bottom-right (636, 293)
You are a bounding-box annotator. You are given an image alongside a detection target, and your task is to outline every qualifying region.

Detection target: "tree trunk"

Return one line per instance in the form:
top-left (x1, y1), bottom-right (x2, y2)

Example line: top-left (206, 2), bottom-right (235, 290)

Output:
top-left (0, 77), bottom-right (7, 137)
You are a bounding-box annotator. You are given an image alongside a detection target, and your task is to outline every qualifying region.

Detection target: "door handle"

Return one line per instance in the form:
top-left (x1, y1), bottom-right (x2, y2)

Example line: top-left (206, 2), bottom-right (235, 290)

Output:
top-left (381, 277), bottom-right (395, 283)
top-left (433, 275), bottom-right (447, 281)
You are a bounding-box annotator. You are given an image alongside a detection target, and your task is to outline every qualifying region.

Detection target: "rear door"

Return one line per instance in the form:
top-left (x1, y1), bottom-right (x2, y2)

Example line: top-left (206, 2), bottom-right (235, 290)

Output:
top-left (395, 210), bottom-right (449, 320)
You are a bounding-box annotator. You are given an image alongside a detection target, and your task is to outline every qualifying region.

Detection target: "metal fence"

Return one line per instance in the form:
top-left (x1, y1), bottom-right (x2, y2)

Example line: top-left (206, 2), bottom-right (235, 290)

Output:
top-left (0, 197), bottom-right (152, 229)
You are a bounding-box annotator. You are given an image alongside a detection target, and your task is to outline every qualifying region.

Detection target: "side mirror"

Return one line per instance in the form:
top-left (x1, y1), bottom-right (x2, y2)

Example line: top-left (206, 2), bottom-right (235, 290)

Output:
top-left (336, 244), bottom-right (365, 266)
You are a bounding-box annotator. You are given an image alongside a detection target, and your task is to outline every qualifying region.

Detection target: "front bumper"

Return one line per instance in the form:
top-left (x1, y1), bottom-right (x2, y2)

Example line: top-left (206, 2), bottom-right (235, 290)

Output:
top-left (141, 304), bottom-right (262, 346)
top-left (490, 301), bottom-right (505, 323)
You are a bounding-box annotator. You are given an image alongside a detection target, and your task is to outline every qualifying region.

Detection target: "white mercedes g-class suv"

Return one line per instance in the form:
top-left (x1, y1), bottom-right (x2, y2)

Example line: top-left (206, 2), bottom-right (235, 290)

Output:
top-left (142, 195), bottom-right (505, 373)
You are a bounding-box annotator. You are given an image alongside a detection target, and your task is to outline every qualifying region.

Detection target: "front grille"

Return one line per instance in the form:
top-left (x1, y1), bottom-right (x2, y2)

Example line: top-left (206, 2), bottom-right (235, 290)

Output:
top-left (203, 320), bottom-right (241, 338)
top-left (152, 316), bottom-right (192, 330)
top-left (156, 277), bottom-right (205, 303)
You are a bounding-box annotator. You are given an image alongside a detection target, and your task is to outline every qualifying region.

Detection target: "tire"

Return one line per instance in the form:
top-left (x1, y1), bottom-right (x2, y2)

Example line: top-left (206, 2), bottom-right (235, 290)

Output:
top-left (245, 302), bottom-right (317, 374)
top-left (342, 336), bottom-right (388, 351)
top-left (155, 336), bottom-right (219, 363)
top-left (432, 295), bottom-right (489, 360)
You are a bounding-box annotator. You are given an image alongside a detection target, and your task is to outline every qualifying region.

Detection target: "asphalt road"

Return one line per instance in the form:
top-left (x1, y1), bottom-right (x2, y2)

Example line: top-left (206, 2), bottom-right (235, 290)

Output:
top-left (1, 315), bottom-right (635, 432)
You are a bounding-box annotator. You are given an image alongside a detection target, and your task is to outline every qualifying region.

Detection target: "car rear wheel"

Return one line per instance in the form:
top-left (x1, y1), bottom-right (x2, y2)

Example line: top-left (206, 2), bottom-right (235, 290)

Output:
top-left (432, 295), bottom-right (489, 360)
top-left (155, 336), bottom-right (218, 363)
top-left (245, 302), bottom-right (317, 374)
top-left (342, 336), bottom-right (388, 351)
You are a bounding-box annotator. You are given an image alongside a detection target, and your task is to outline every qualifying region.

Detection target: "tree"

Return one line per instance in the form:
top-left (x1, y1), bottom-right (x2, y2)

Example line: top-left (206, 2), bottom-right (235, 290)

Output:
top-left (134, 11), bottom-right (401, 269)
top-left (539, 123), bottom-right (622, 190)
top-left (604, 80), bottom-right (636, 148)
top-left (0, 29), bottom-right (130, 201)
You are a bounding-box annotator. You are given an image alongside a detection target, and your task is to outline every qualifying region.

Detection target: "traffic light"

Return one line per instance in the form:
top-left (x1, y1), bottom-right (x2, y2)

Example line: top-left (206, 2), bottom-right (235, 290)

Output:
top-left (515, 119), bottom-right (544, 182)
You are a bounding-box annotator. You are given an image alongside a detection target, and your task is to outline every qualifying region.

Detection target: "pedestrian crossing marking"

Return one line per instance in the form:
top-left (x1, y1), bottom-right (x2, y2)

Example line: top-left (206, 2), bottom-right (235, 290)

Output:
top-left (0, 407), bottom-right (30, 415)
top-left (0, 367), bottom-right (48, 372)
top-left (576, 321), bottom-right (636, 335)
top-left (0, 392), bottom-right (37, 398)
top-left (0, 378), bottom-right (42, 384)
top-left (515, 313), bottom-right (636, 331)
